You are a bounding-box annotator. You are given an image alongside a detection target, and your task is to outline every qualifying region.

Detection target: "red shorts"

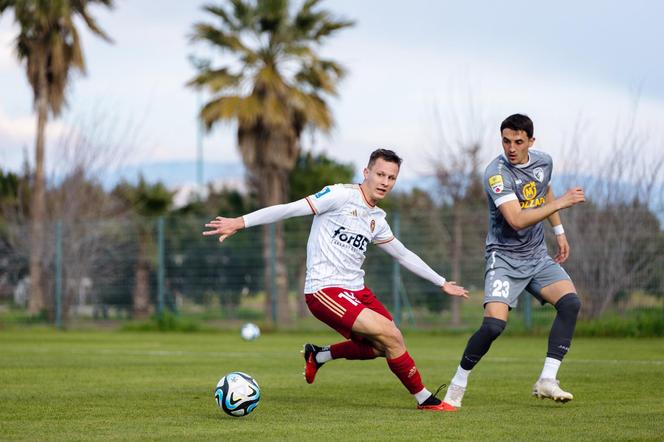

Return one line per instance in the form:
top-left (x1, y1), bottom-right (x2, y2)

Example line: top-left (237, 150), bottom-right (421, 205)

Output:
top-left (305, 286), bottom-right (393, 340)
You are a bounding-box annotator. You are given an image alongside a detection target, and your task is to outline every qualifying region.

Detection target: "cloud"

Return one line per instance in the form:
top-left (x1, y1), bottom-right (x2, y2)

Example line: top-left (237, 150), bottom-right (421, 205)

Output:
top-left (0, 107), bottom-right (34, 143)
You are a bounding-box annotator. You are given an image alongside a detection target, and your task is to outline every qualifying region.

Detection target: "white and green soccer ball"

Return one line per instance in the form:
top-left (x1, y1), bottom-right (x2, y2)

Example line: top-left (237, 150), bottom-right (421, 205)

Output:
top-left (240, 322), bottom-right (260, 341)
top-left (215, 372), bottom-right (261, 417)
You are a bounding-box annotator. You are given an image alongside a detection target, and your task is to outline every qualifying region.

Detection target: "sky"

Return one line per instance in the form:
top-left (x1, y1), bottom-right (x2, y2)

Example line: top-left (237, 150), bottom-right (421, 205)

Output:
top-left (1, 0), bottom-right (663, 184)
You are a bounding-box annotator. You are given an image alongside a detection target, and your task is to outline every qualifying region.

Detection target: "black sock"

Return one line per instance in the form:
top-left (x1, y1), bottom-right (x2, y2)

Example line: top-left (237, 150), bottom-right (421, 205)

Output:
top-left (460, 317), bottom-right (506, 370)
top-left (547, 293), bottom-right (581, 360)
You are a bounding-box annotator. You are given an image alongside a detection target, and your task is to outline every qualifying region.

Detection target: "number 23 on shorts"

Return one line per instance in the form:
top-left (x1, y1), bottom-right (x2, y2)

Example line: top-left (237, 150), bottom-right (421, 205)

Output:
top-left (491, 279), bottom-right (510, 298)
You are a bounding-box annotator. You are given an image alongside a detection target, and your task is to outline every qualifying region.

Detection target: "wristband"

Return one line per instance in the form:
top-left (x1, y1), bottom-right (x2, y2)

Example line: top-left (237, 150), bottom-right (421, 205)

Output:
top-left (553, 224), bottom-right (565, 236)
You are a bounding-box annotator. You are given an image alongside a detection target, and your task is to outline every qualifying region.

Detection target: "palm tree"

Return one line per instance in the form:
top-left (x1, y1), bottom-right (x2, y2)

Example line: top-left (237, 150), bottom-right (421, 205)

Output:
top-left (189, 0), bottom-right (353, 326)
top-left (0, 0), bottom-right (114, 315)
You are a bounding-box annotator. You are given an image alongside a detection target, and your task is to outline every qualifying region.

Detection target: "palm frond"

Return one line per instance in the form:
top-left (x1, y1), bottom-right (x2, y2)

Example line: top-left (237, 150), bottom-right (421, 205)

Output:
top-left (187, 67), bottom-right (242, 93)
top-left (256, 0), bottom-right (288, 34)
top-left (202, 4), bottom-right (240, 32)
top-left (230, 0), bottom-right (255, 30)
top-left (191, 23), bottom-right (258, 64)
top-left (71, 0), bottom-right (114, 42)
top-left (312, 18), bottom-right (355, 41)
top-left (201, 95), bottom-right (263, 130)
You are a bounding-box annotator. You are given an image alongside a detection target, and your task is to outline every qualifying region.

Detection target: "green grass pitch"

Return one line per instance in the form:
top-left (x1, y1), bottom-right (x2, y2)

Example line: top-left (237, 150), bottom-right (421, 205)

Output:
top-left (1, 329), bottom-right (663, 441)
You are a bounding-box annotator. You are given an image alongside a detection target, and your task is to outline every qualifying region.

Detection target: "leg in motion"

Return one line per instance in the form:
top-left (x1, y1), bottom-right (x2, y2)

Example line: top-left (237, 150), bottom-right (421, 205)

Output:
top-left (444, 302), bottom-right (508, 410)
top-left (533, 285), bottom-right (581, 402)
top-left (352, 308), bottom-right (452, 411)
top-left (302, 340), bottom-right (379, 384)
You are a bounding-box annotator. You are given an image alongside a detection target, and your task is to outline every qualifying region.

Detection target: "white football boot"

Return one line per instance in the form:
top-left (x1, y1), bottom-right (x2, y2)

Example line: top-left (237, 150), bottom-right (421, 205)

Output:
top-left (442, 383), bottom-right (466, 410)
top-left (532, 378), bottom-right (574, 402)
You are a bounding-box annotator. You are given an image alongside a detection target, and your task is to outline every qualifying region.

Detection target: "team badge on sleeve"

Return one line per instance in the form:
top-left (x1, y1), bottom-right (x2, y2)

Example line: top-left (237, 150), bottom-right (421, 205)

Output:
top-left (489, 175), bottom-right (504, 193)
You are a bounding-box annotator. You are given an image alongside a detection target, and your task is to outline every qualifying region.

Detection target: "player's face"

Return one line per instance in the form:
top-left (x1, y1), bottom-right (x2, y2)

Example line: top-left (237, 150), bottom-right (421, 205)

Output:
top-left (361, 158), bottom-right (400, 204)
top-left (501, 128), bottom-right (535, 165)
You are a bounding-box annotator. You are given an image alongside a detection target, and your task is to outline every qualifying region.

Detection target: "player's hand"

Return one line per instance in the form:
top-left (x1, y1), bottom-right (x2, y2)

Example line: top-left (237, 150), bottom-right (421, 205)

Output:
top-left (442, 281), bottom-right (469, 299)
top-left (553, 233), bottom-right (570, 263)
top-left (202, 216), bottom-right (244, 243)
top-left (558, 187), bottom-right (585, 209)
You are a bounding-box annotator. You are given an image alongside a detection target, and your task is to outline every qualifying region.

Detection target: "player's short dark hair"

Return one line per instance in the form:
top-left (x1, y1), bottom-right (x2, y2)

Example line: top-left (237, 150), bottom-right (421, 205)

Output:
top-left (367, 148), bottom-right (402, 168)
top-left (500, 114), bottom-right (534, 138)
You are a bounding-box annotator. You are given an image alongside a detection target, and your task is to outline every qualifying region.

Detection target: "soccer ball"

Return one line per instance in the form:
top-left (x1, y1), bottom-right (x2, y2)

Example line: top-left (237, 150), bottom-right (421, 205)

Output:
top-left (214, 372), bottom-right (261, 417)
top-left (240, 322), bottom-right (260, 341)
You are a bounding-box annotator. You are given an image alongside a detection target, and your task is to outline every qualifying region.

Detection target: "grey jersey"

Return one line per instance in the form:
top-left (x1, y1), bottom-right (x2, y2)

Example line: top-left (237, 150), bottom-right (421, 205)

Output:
top-left (483, 150), bottom-right (553, 259)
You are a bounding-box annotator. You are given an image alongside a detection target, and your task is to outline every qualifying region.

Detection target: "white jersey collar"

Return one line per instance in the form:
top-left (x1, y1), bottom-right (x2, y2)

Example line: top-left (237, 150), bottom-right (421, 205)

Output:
top-left (502, 153), bottom-right (531, 168)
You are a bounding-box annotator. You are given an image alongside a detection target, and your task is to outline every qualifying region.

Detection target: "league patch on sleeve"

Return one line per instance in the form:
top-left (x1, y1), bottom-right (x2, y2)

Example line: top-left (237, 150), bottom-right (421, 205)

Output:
top-left (314, 186), bottom-right (331, 199)
top-left (488, 175), bottom-right (504, 193)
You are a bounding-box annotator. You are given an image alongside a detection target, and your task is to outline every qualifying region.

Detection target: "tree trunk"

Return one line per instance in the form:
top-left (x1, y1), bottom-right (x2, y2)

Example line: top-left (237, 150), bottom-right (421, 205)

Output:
top-left (274, 218), bottom-right (291, 326)
top-left (262, 224), bottom-right (273, 322)
top-left (449, 202), bottom-right (463, 326)
top-left (133, 231), bottom-right (151, 319)
top-left (260, 168), bottom-right (292, 327)
top-left (28, 68), bottom-right (48, 316)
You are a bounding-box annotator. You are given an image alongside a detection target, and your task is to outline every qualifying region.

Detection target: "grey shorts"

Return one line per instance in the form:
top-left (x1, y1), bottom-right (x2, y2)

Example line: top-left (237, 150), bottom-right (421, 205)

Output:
top-left (483, 251), bottom-right (571, 308)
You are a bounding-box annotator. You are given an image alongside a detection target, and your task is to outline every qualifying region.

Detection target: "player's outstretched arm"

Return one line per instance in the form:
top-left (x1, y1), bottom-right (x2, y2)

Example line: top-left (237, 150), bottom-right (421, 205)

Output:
top-left (545, 186), bottom-right (570, 263)
top-left (441, 281), bottom-right (469, 298)
top-left (202, 198), bottom-right (314, 243)
top-left (377, 238), bottom-right (469, 298)
top-left (499, 186), bottom-right (585, 231)
top-left (203, 216), bottom-right (245, 243)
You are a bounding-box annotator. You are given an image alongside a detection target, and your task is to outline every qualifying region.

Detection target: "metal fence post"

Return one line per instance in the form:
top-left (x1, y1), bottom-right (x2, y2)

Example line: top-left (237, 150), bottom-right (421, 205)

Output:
top-left (54, 220), bottom-right (62, 330)
top-left (392, 211), bottom-right (401, 326)
top-left (269, 223), bottom-right (277, 324)
top-left (524, 294), bottom-right (532, 330)
top-left (157, 216), bottom-right (165, 316)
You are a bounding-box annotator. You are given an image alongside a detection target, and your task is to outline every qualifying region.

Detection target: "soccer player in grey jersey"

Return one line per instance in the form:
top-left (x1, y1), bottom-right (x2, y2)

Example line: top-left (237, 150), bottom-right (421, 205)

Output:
top-left (443, 114), bottom-right (586, 410)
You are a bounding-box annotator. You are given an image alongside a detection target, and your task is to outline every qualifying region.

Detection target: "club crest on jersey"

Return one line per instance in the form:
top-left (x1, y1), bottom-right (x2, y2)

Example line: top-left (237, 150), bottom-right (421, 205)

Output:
top-left (370, 219), bottom-right (375, 232)
top-left (522, 181), bottom-right (537, 200)
top-left (489, 175), bottom-right (504, 194)
top-left (533, 167), bottom-right (544, 183)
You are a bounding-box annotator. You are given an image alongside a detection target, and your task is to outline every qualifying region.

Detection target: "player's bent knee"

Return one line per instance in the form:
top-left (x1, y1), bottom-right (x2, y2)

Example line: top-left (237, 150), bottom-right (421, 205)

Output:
top-left (378, 324), bottom-right (404, 349)
top-left (390, 327), bottom-right (405, 347)
top-left (481, 316), bottom-right (507, 340)
top-left (555, 293), bottom-right (581, 317)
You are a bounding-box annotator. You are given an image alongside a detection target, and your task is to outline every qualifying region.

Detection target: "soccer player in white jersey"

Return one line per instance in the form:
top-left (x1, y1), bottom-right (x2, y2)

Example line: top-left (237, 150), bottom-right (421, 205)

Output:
top-left (442, 114), bottom-right (586, 411)
top-left (204, 149), bottom-right (469, 411)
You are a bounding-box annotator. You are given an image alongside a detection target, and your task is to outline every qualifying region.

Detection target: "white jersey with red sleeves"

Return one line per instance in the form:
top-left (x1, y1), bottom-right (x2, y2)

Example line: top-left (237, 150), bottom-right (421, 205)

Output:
top-left (303, 183), bottom-right (394, 293)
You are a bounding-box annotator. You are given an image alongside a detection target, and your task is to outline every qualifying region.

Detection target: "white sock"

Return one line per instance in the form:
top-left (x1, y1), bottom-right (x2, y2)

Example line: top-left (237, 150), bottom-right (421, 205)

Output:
top-left (315, 350), bottom-right (332, 364)
top-left (539, 357), bottom-right (561, 380)
top-left (414, 388), bottom-right (432, 404)
top-left (451, 365), bottom-right (471, 388)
